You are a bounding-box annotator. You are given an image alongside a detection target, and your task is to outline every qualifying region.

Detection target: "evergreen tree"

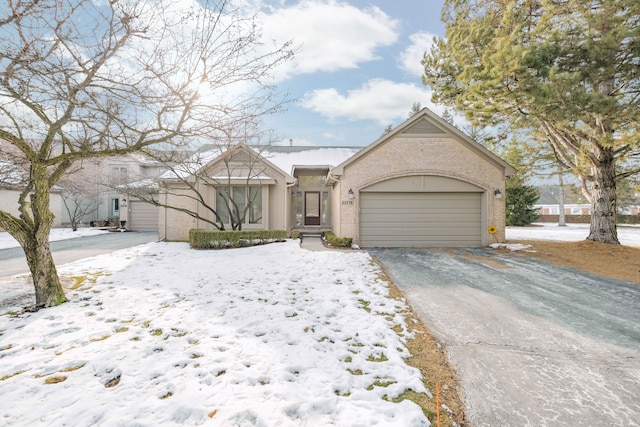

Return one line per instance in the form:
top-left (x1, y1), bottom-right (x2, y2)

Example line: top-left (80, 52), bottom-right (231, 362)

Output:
top-left (423, 0), bottom-right (640, 244)
top-left (506, 176), bottom-right (540, 226)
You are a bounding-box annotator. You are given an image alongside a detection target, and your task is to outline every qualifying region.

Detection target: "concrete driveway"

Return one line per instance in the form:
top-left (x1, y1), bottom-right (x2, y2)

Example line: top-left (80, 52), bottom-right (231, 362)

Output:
top-left (370, 247), bottom-right (640, 427)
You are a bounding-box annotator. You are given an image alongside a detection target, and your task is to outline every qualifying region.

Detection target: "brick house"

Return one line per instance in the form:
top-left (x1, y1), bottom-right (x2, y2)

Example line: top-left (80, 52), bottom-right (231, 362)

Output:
top-left (158, 108), bottom-right (516, 247)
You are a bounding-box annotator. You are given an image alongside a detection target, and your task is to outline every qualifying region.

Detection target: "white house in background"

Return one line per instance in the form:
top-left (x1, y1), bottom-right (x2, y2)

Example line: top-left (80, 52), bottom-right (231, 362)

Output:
top-left (1, 154), bottom-right (164, 231)
top-left (72, 154), bottom-right (166, 230)
top-left (157, 109), bottom-right (516, 247)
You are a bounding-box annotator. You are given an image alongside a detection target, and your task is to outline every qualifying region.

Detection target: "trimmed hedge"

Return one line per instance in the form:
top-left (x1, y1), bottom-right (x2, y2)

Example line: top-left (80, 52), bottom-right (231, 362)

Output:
top-left (324, 231), bottom-right (352, 248)
top-left (189, 229), bottom-right (288, 249)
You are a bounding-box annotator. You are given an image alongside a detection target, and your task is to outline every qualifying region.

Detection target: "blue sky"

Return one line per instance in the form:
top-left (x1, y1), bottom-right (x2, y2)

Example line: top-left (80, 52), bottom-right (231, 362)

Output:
top-left (255, 0), bottom-right (448, 147)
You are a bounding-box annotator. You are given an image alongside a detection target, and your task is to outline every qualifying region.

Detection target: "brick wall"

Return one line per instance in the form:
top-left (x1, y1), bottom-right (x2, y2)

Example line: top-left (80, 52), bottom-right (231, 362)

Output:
top-left (336, 135), bottom-right (508, 245)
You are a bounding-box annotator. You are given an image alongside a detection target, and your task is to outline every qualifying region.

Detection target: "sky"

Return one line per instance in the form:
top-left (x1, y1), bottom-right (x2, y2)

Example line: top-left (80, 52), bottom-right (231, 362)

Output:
top-left (254, 0), bottom-right (448, 147)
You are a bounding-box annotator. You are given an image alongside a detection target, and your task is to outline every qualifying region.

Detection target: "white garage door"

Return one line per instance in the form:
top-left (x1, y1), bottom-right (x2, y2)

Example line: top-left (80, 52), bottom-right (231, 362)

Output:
top-left (360, 192), bottom-right (482, 247)
top-left (128, 200), bottom-right (159, 231)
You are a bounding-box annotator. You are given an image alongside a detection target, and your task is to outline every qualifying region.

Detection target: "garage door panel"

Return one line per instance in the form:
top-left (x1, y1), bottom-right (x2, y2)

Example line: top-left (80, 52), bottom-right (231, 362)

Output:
top-left (129, 200), bottom-right (159, 231)
top-left (360, 192), bottom-right (482, 247)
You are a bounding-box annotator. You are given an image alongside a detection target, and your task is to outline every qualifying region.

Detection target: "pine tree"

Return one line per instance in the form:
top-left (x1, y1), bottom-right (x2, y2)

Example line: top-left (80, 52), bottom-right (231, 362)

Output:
top-left (506, 177), bottom-right (540, 226)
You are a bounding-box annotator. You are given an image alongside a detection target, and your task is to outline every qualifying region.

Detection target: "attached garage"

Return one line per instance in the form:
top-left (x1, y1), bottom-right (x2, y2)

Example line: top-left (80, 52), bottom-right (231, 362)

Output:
top-left (327, 109), bottom-right (516, 247)
top-left (359, 176), bottom-right (484, 247)
top-left (128, 200), bottom-right (159, 231)
top-left (360, 192), bottom-right (482, 247)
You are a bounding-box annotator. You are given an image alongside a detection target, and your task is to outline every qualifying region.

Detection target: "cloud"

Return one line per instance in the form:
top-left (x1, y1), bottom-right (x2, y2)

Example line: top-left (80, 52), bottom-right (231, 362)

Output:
top-left (397, 31), bottom-right (438, 78)
top-left (259, 0), bottom-right (399, 80)
top-left (300, 78), bottom-right (437, 125)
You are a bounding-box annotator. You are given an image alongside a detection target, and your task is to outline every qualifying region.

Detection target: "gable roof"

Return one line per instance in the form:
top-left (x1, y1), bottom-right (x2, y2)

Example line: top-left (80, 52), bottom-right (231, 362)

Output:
top-left (328, 108), bottom-right (517, 180)
top-left (159, 144), bottom-right (296, 184)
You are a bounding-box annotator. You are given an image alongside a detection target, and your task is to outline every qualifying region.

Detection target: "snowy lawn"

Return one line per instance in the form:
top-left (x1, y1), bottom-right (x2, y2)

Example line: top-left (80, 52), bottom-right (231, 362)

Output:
top-left (0, 241), bottom-right (429, 426)
top-left (507, 222), bottom-right (640, 247)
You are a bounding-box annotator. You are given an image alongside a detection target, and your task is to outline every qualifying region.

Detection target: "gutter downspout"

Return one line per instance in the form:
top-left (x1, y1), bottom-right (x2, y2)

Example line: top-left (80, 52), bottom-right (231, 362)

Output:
top-left (285, 179), bottom-right (297, 231)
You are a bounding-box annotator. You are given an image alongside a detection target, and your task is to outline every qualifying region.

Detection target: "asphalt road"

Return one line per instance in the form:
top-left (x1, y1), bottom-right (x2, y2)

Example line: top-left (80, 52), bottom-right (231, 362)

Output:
top-left (370, 247), bottom-right (640, 427)
top-left (0, 231), bottom-right (158, 278)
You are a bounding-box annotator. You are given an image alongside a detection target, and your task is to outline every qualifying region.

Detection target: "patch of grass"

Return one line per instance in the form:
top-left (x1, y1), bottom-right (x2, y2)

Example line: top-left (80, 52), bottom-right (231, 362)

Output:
top-left (44, 375), bottom-right (67, 384)
top-left (69, 276), bottom-right (86, 290)
top-left (60, 364), bottom-right (85, 373)
top-left (1, 370), bottom-right (28, 381)
top-left (347, 368), bottom-right (363, 376)
top-left (344, 356), bottom-right (352, 363)
top-left (358, 299), bottom-right (371, 313)
top-left (171, 328), bottom-right (187, 337)
top-left (115, 327), bottom-right (129, 333)
top-left (150, 329), bottom-right (163, 336)
top-left (105, 376), bottom-right (121, 388)
top-left (121, 317), bottom-right (135, 324)
top-left (90, 334), bottom-right (111, 342)
top-left (367, 353), bottom-right (388, 362)
top-left (390, 390), bottom-right (436, 420)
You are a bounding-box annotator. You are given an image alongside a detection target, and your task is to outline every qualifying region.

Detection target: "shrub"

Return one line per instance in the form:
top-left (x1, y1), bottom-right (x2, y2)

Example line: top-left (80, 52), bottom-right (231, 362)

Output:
top-left (189, 229), bottom-right (288, 249)
top-left (324, 231), bottom-right (352, 248)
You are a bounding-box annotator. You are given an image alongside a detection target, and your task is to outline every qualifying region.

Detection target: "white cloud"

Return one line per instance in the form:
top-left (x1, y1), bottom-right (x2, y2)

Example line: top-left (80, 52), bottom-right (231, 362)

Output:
top-left (300, 78), bottom-right (437, 125)
top-left (397, 31), bottom-right (438, 78)
top-left (259, 0), bottom-right (399, 80)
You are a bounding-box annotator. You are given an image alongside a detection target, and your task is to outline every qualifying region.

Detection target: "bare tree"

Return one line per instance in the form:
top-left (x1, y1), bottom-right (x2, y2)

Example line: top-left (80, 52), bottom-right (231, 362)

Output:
top-left (58, 161), bottom-right (102, 231)
top-left (0, 0), bottom-right (292, 308)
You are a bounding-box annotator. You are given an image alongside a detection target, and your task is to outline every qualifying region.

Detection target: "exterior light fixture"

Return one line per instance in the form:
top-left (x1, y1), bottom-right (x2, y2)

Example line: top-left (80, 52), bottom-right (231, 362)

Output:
top-left (348, 188), bottom-right (354, 199)
top-left (494, 189), bottom-right (502, 198)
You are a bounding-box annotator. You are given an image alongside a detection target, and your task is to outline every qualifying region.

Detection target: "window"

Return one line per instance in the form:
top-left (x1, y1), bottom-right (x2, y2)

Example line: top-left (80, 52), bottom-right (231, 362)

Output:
top-left (216, 186), bottom-right (262, 225)
top-left (111, 166), bottom-right (128, 184)
top-left (112, 198), bottom-right (120, 216)
top-left (298, 175), bottom-right (326, 187)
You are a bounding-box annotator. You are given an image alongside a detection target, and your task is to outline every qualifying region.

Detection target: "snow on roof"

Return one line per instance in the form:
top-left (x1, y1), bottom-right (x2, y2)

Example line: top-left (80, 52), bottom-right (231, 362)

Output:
top-left (262, 146), bottom-right (363, 175)
top-left (158, 145), bottom-right (363, 180)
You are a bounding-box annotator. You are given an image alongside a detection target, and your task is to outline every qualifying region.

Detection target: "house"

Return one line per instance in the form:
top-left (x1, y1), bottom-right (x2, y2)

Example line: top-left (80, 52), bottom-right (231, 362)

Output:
top-left (535, 184), bottom-right (640, 224)
top-left (158, 108), bottom-right (516, 247)
top-left (56, 154), bottom-right (165, 230)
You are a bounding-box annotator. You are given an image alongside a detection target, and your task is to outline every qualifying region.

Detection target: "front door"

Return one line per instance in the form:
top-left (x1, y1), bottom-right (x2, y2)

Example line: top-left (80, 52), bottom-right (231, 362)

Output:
top-left (304, 191), bottom-right (321, 226)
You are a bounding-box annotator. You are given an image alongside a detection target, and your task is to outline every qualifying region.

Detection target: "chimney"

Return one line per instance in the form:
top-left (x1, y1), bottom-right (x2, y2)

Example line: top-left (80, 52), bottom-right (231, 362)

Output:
top-left (289, 138), bottom-right (293, 147)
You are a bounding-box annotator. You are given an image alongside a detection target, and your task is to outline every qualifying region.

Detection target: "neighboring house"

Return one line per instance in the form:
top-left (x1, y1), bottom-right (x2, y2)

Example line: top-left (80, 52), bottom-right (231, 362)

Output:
top-left (0, 160), bottom-right (63, 229)
top-left (59, 154), bottom-right (165, 230)
top-left (535, 184), bottom-right (640, 222)
top-left (534, 185), bottom-right (591, 217)
top-left (159, 108), bottom-right (516, 247)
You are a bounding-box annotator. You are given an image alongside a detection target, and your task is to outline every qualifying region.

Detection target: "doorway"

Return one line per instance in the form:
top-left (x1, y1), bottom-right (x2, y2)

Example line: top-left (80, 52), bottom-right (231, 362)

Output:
top-left (304, 191), bottom-right (321, 226)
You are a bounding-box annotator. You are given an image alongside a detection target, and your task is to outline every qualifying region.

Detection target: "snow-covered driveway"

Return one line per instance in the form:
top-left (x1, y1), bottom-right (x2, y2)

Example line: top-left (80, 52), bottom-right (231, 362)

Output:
top-left (371, 247), bottom-right (640, 427)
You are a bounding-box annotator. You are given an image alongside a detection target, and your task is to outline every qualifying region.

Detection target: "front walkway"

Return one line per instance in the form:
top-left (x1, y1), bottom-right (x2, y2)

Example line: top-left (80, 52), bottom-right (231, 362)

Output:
top-left (299, 234), bottom-right (328, 251)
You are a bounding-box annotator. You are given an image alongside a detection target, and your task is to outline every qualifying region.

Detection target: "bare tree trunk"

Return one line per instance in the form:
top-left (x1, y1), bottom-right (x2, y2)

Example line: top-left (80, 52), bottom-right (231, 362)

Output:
top-left (558, 172), bottom-right (566, 226)
top-left (587, 147), bottom-right (619, 244)
top-left (23, 165), bottom-right (68, 307)
top-left (23, 238), bottom-right (67, 308)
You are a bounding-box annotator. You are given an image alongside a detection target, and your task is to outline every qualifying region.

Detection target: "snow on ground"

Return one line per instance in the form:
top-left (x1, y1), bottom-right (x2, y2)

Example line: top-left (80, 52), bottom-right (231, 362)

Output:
top-left (0, 241), bottom-right (429, 426)
top-left (2, 223), bottom-right (639, 425)
top-left (0, 227), bottom-right (108, 250)
top-left (507, 222), bottom-right (640, 247)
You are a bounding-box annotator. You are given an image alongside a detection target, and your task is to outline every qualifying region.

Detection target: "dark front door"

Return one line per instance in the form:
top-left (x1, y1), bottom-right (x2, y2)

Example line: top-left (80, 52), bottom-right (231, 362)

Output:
top-left (304, 191), bottom-right (321, 226)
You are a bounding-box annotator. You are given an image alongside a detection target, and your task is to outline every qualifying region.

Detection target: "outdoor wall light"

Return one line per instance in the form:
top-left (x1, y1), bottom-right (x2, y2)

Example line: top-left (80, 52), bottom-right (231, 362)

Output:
top-left (494, 189), bottom-right (502, 198)
top-left (348, 188), bottom-right (354, 199)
